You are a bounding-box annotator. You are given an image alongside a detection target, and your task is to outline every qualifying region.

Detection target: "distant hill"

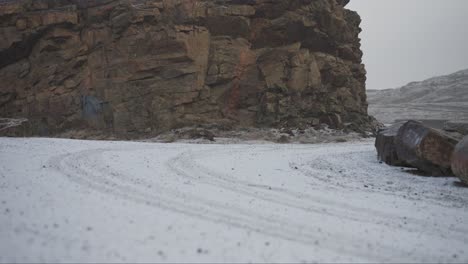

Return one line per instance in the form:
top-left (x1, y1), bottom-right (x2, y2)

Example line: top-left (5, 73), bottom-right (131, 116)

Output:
top-left (368, 69), bottom-right (468, 124)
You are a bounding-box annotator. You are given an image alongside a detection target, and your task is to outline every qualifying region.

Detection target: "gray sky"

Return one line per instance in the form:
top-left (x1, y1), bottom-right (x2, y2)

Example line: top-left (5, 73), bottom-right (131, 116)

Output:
top-left (347, 0), bottom-right (468, 90)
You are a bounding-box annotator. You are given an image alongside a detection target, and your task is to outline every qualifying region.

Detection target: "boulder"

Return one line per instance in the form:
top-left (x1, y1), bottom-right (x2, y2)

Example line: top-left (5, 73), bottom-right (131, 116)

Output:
top-left (452, 136), bottom-right (468, 184)
top-left (375, 122), bottom-right (407, 166)
top-left (395, 121), bottom-right (459, 176)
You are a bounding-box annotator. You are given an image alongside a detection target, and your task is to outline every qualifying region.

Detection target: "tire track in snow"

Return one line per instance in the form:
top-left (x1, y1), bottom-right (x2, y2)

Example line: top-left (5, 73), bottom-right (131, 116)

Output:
top-left (166, 144), bottom-right (468, 242)
top-left (49, 147), bottom-right (390, 261)
top-left (46, 142), bottom-right (468, 262)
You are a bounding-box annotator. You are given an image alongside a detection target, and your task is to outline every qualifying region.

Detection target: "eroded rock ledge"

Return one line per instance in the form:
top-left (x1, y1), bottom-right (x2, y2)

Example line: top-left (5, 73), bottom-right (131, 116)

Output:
top-left (0, 0), bottom-right (373, 137)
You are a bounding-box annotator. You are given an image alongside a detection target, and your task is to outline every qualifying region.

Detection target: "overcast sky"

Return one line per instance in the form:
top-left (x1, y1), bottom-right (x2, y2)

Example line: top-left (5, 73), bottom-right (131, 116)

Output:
top-left (347, 0), bottom-right (468, 90)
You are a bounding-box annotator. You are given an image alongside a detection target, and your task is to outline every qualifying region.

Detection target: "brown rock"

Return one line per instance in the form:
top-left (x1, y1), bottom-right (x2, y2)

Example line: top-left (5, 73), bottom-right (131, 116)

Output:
top-left (395, 121), bottom-right (459, 176)
top-left (0, 1), bottom-right (23, 15)
top-left (0, 0), bottom-right (374, 138)
top-left (452, 137), bottom-right (468, 185)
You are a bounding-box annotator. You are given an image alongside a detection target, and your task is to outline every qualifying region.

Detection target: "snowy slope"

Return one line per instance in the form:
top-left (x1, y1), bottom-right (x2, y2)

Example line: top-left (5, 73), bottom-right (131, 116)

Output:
top-left (368, 69), bottom-right (468, 123)
top-left (1, 138), bottom-right (468, 263)
top-left (368, 69), bottom-right (468, 104)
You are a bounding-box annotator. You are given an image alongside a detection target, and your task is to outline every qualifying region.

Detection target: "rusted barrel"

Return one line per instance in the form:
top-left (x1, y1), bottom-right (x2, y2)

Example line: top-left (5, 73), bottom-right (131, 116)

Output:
top-left (375, 122), bottom-right (407, 166)
top-left (452, 137), bottom-right (468, 184)
top-left (395, 120), bottom-right (458, 176)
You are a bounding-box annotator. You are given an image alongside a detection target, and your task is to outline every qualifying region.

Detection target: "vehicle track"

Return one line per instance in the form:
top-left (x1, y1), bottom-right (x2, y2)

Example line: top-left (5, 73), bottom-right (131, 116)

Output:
top-left (45, 142), bottom-right (468, 262)
top-left (167, 144), bottom-right (468, 239)
top-left (48, 146), bottom-right (386, 261)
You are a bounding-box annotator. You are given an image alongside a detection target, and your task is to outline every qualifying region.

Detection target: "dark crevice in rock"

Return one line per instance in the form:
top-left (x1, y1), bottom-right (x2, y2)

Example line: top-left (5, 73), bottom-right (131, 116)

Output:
top-left (0, 32), bottom-right (42, 69)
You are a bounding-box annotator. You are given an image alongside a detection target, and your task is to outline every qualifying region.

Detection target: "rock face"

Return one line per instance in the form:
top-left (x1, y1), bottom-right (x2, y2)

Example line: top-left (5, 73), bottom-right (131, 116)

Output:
top-left (0, 0), bottom-right (372, 137)
top-left (394, 121), bottom-right (458, 176)
top-left (452, 136), bottom-right (468, 184)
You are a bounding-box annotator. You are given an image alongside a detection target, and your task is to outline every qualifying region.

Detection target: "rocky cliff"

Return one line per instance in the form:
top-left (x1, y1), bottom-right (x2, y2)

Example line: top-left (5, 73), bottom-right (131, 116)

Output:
top-left (0, 0), bottom-right (373, 137)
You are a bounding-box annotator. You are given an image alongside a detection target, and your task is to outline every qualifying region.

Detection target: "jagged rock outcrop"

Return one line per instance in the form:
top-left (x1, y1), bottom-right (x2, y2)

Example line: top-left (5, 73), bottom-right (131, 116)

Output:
top-left (0, 0), bottom-right (373, 137)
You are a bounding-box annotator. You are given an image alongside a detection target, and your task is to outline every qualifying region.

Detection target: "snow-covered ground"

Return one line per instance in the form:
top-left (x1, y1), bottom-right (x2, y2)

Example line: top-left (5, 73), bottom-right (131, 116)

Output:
top-left (1, 137), bottom-right (468, 263)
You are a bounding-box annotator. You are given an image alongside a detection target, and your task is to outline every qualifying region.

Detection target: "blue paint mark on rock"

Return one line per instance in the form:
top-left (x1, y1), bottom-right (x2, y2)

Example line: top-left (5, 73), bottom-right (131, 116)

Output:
top-left (82, 95), bottom-right (103, 119)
